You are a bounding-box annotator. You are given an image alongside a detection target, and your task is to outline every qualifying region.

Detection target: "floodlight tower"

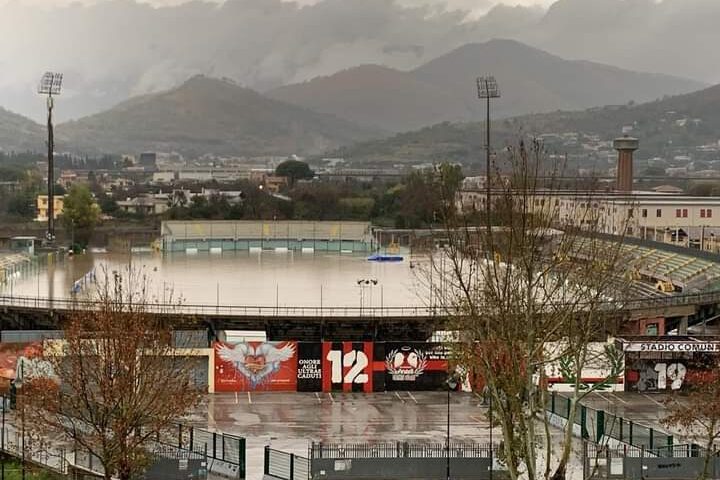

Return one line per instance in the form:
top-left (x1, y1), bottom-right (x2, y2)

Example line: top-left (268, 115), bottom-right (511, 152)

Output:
top-left (38, 72), bottom-right (63, 244)
top-left (476, 76), bottom-right (500, 227)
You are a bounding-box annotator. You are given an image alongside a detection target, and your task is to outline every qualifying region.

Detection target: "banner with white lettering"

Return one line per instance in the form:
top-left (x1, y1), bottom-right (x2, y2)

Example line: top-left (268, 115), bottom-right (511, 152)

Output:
top-left (296, 342), bottom-right (322, 392)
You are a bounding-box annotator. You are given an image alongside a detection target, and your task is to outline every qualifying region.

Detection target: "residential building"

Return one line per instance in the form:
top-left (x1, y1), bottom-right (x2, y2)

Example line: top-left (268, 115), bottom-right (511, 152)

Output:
top-left (58, 170), bottom-right (80, 189)
top-left (264, 175), bottom-right (288, 194)
top-left (116, 195), bottom-right (169, 216)
top-left (153, 171), bottom-right (177, 184)
top-left (458, 188), bottom-right (720, 249)
top-left (36, 195), bottom-right (65, 222)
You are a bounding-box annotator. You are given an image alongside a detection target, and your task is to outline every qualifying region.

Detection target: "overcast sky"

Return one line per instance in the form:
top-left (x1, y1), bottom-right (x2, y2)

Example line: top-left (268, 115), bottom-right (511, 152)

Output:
top-left (2, 0), bottom-right (719, 122)
top-left (10, 0), bottom-right (555, 13)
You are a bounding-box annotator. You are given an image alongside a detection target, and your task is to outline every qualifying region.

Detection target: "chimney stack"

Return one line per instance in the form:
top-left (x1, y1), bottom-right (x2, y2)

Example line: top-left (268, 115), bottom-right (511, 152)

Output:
top-left (613, 136), bottom-right (639, 192)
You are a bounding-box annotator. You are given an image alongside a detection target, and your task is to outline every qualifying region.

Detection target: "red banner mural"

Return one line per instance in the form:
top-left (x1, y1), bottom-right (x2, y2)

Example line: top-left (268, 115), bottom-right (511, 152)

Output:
top-left (214, 341), bottom-right (298, 392)
top-left (212, 340), bottom-right (451, 392)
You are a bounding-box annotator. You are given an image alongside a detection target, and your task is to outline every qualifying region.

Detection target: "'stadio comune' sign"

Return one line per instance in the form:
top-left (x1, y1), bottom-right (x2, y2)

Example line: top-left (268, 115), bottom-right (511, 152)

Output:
top-left (622, 341), bottom-right (720, 353)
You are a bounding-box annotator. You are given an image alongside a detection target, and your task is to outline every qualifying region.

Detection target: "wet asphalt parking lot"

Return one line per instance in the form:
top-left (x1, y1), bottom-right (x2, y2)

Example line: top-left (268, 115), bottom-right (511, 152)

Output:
top-left (188, 391), bottom-right (688, 479)
top-left (194, 391), bottom-right (492, 479)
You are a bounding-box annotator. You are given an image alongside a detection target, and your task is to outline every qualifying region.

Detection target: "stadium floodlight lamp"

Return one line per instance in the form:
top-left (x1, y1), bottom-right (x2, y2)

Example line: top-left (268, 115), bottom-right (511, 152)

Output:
top-left (38, 72), bottom-right (63, 96)
top-left (476, 75), bottom-right (500, 99)
top-left (38, 71), bottom-right (63, 244)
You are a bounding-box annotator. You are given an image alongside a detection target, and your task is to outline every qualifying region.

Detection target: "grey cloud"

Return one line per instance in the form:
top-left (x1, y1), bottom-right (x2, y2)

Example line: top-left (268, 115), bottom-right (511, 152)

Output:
top-left (0, 0), bottom-right (718, 122)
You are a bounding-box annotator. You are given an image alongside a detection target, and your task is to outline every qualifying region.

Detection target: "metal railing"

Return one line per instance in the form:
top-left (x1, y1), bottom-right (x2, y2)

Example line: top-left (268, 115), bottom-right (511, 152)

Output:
top-left (3, 287), bottom-right (720, 319)
top-left (546, 392), bottom-right (675, 450)
top-left (163, 422), bottom-right (246, 477)
top-left (0, 393), bottom-right (246, 479)
top-left (310, 442), bottom-right (494, 459)
top-left (0, 294), bottom-right (439, 318)
top-left (0, 420), bottom-right (69, 474)
top-left (585, 442), bottom-right (711, 459)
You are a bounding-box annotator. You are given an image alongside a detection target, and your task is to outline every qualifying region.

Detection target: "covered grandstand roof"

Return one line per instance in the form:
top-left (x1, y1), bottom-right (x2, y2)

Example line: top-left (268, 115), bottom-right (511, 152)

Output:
top-left (161, 220), bottom-right (372, 242)
top-left (585, 238), bottom-right (720, 295)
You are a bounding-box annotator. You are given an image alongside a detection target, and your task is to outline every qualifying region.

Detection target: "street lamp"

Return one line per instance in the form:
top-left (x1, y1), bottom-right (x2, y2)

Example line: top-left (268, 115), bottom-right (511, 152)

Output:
top-left (446, 372), bottom-right (459, 480)
top-left (356, 278), bottom-right (378, 316)
top-left (38, 72), bottom-right (63, 244)
top-left (476, 75), bottom-right (500, 229)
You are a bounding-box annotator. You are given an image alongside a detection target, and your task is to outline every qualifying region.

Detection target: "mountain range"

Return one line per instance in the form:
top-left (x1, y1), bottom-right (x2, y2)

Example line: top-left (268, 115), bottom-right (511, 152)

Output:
top-left (336, 82), bottom-right (720, 166)
top-left (0, 40), bottom-right (712, 158)
top-left (0, 107), bottom-right (44, 153)
top-left (18, 76), bottom-right (380, 157)
top-left (268, 39), bottom-right (704, 132)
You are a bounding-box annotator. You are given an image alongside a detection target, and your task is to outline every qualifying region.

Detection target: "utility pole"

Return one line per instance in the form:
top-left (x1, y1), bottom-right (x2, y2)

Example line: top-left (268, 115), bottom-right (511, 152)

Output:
top-left (38, 72), bottom-right (63, 245)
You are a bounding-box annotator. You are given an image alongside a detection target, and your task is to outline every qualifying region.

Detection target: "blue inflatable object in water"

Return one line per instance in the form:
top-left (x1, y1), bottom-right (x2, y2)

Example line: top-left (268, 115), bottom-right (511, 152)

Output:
top-left (367, 254), bottom-right (404, 262)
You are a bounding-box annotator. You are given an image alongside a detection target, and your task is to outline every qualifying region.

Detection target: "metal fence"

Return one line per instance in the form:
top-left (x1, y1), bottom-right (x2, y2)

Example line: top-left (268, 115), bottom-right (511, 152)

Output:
top-left (162, 422), bottom-right (246, 478)
top-left (0, 401), bottom-right (245, 479)
top-left (0, 418), bottom-right (232, 479)
top-left (1, 419), bottom-right (69, 474)
top-left (546, 392), bottom-right (675, 450)
top-left (582, 441), bottom-right (720, 479)
top-left (308, 442), bottom-right (504, 480)
top-left (310, 442), bottom-right (494, 459)
top-left (265, 447), bottom-right (309, 480)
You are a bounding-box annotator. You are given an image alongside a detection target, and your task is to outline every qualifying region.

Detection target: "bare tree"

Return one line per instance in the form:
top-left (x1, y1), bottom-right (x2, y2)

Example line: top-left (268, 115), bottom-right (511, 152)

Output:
top-left (425, 140), bottom-right (632, 480)
top-left (21, 268), bottom-right (203, 480)
top-left (662, 363), bottom-right (720, 480)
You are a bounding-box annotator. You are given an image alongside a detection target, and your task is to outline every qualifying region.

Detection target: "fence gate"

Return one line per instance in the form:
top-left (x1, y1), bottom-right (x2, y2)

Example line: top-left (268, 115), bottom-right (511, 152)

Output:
top-left (265, 447), bottom-right (309, 480)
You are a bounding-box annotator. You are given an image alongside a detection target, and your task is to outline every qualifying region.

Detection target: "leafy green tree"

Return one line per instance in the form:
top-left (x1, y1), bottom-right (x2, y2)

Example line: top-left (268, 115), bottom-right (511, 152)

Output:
top-left (61, 184), bottom-right (100, 249)
top-left (689, 181), bottom-right (720, 197)
top-left (275, 160), bottom-right (314, 185)
top-left (98, 194), bottom-right (119, 215)
top-left (398, 163), bottom-right (464, 228)
top-left (5, 190), bottom-right (36, 219)
top-left (53, 183), bottom-right (67, 196)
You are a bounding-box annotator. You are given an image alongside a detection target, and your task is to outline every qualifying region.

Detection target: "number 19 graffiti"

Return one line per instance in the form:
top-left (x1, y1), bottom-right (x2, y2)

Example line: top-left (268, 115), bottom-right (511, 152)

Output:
top-left (653, 362), bottom-right (687, 390)
top-left (635, 362), bottom-right (687, 391)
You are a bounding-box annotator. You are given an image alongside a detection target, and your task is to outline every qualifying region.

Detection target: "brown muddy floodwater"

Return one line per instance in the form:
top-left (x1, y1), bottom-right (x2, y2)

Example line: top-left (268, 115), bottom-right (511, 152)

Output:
top-left (2, 251), bottom-right (431, 308)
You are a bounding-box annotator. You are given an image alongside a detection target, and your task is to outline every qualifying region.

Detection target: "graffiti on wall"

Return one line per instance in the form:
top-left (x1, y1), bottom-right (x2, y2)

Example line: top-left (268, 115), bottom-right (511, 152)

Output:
top-left (625, 355), bottom-right (718, 392)
top-left (214, 341), bottom-right (298, 392)
top-left (213, 341), bottom-right (450, 393)
top-left (322, 342), bottom-right (374, 393)
top-left (379, 343), bottom-right (450, 391)
top-left (0, 343), bottom-right (42, 380)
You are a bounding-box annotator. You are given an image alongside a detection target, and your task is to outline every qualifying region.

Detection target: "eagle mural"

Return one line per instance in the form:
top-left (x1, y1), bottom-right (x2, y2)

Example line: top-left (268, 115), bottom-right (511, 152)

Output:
top-left (215, 341), bottom-right (297, 391)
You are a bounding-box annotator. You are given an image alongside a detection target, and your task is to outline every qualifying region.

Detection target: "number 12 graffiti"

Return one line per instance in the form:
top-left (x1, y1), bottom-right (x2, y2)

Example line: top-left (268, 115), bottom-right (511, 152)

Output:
top-left (326, 350), bottom-right (369, 384)
top-left (321, 342), bottom-right (374, 392)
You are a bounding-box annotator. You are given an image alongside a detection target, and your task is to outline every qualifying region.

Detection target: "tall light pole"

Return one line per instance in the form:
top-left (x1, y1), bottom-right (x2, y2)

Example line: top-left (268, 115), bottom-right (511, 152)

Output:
top-left (446, 373), bottom-right (458, 480)
top-left (38, 72), bottom-right (63, 244)
top-left (476, 76), bottom-right (500, 229)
